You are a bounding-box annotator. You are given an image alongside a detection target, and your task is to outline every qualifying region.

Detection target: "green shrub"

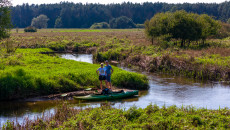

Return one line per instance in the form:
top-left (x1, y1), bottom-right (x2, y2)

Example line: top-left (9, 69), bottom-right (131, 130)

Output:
top-left (90, 22), bottom-right (110, 29)
top-left (112, 71), bottom-right (149, 90)
top-left (110, 16), bottom-right (136, 29)
top-left (48, 41), bottom-right (67, 51)
top-left (24, 26), bottom-right (37, 32)
top-left (136, 24), bottom-right (145, 28)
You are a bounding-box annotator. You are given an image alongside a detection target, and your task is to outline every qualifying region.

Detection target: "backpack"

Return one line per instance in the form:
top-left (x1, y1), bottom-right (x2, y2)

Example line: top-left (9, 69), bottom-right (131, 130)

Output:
top-left (102, 88), bottom-right (111, 95)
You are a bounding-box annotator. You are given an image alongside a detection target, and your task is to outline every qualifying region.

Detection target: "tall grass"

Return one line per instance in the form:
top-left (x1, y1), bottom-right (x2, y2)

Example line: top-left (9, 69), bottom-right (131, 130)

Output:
top-left (0, 48), bottom-right (149, 100)
top-left (3, 103), bottom-right (230, 129)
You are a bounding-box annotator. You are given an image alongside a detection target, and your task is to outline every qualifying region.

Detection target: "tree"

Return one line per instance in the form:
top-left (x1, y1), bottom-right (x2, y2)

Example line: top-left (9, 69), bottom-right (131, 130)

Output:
top-left (31, 14), bottom-right (49, 29)
top-left (145, 10), bottom-right (220, 47)
top-left (171, 11), bottom-right (202, 46)
top-left (109, 16), bottom-right (136, 29)
top-left (145, 12), bottom-right (173, 44)
top-left (198, 14), bottom-right (220, 44)
top-left (8, 2), bottom-right (230, 28)
top-left (227, 18), bottom-right (230, 24)
top-left (54, 16), bottom-right (62, 28)
top-left (0, 0), bottom-right (12, 40)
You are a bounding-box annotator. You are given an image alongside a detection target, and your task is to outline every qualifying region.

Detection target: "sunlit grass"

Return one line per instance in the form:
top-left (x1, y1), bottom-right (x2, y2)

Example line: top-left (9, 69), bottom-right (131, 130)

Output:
top-left (0, 48), bottom-right (148, 100)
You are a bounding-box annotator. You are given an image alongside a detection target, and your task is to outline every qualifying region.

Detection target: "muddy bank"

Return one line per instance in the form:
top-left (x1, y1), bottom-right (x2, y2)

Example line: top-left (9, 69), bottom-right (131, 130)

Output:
top-left (124, 54), bottom-right (230, 82)
top-left (23, 88), bottom-right (131, 102)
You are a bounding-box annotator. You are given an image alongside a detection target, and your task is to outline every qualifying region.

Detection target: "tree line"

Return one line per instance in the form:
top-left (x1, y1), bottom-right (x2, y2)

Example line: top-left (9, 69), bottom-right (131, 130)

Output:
top-left (10, 1), bottom-right (230, 28)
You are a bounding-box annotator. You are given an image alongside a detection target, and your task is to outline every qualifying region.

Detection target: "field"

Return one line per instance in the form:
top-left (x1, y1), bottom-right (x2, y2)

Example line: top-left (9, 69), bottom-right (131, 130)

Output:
top-left (1, 28), bottom-right (230, 100)
top-left (2, 103), bottom-right (230, 129)
top-left (6, 28), bottom-right (230, 82)
top-left (1, 29), bottom-right (230, 129)
top-left (0, 48), bottom-right (148, 100)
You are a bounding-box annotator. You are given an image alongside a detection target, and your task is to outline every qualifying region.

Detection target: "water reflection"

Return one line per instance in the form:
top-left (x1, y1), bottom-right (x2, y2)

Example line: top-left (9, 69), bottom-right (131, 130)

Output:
top-left (61, 54), bottom-right (93, 64)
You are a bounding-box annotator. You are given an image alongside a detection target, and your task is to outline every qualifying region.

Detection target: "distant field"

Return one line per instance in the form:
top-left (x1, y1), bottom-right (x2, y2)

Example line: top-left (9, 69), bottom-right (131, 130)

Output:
top-left (11, 28), bottom-right (143, 33)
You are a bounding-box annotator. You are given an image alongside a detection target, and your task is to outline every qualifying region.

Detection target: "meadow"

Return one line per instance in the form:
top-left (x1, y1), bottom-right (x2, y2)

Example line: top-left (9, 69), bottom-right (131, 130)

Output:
top-left (6, 28), bottom-right (230, 82)
top-left (0, 48), bottom-right (148, 100)
top-left (2, 103), bottom-right (230, 129)
top-left (1, 29), bottom-right (230, 129)
top-left (1, 28), bottom-right (230, 100)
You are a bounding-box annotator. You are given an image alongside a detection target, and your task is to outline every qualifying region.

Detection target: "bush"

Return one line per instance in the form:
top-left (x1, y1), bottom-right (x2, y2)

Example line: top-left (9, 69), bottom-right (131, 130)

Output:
top-left (112, 71), bottom-right (149, 90)
top-left (24, 26), bottom-right (37, 32)
top-left (90, 22), bottom-right (110, 29)
top-left (48, 41), bottom-right (67, 51)
top-left (145, 10), bottom-right (220, 46)
top-left (109, 16), bottom-right (136, 29)
top-left (215, 22), bottom-right (230, 38)
top-left (73, 41), bottom-right (99, 52)
top-left (136, 24), bottom-right (145, 28)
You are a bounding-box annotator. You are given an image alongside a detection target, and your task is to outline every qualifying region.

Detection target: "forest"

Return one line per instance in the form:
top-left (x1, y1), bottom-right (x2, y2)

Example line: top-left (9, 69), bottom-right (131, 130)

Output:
top-left (10, 1), bottom-right (230, 28)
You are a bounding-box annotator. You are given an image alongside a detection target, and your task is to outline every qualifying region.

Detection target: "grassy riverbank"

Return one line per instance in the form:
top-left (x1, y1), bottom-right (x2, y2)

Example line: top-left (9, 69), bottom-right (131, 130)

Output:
top-left (2, 104), bottom-right (230, 129)
top-left (7, 28), bottom-right (230, 82)
top-left (0, 48), bottom-right (148, 100)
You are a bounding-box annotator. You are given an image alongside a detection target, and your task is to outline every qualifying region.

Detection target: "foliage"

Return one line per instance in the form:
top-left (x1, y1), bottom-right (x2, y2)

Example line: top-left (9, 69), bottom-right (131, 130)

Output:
top-left (1, 38), bottom-right (19, 53)
top-left (0, 48), bottom-right (148, 100)
top-left (110, 16), bottom-right (136, 29)
top-left (54, 16), bottom-right (62, 28)
top-left (31, 14), bottom-right (49, 29)
top-left (136, 24), bottom-right (145, 28)
top-left (90, 22), bottom-right (110, 29)
top-left (4, 104), bottom-right (230, 129)
top-left (145, 10), bottom-right (220, 47)
top-left (7, 28), bottom-right (230, 82)
top-left (24, 26), bottom-right (37, 32)
top-left (215, 22), bottom-right (230, 38)
top-left (0, 0), bottom-right (12, 40)
top-left (227, 18), bottom-right (230, 24)
top-left (10, 2), bottom-right (230, 28)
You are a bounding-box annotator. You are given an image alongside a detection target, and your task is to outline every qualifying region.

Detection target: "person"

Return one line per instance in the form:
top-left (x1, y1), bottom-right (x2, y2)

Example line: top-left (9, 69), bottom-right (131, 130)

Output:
top-left (96, 63), bottom-right (106, 90)
top-left (105, 60), bottom-right (113, 89)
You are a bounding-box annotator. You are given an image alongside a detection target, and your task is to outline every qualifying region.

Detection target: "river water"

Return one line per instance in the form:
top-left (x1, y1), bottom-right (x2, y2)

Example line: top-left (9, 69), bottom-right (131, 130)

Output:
top-left (0, 54), bottom-right (230, 126)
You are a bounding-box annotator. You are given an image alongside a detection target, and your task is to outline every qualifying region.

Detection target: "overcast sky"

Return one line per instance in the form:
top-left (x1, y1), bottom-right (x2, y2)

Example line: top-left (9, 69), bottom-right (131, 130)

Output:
top-left (11, 0), bottom-right (227, 6)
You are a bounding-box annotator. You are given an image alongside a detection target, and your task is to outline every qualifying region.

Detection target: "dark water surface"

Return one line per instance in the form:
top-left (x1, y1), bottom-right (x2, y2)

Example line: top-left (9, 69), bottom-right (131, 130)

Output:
top-left (0, 54), bottom-right (230, 126)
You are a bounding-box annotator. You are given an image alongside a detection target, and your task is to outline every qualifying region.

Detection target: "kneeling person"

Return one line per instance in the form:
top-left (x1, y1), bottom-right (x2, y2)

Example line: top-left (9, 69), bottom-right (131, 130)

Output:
top-left (96, 63), bottom-right (106, 90)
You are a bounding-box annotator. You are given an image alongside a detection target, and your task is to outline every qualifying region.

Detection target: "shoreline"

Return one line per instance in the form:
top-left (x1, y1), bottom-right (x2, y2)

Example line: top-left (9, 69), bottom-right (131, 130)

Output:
top-left (21, 88), bottom-right (131, 102)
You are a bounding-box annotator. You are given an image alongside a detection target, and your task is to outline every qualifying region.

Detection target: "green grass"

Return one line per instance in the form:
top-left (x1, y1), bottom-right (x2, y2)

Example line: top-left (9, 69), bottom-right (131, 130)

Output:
top-left (0, 48), bottom-right (149, 100)
top-left (196, 54), bottom-right (230, 67)
top-left (7, 28), bottom-right (230, 81)
top-left (3, 104), bottom-right (230, 129)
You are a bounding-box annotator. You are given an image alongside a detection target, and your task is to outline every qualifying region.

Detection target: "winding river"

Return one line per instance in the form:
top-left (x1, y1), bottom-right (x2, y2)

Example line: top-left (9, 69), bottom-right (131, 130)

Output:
top-left (0, 53), bottom-right (230, 127)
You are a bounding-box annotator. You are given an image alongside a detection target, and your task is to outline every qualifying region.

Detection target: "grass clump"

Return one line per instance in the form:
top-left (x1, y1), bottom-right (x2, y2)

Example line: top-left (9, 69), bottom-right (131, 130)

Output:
top-left (3, 104), bottom-right (230, 129)
top-left (0, 48), bottom-right (148, 100)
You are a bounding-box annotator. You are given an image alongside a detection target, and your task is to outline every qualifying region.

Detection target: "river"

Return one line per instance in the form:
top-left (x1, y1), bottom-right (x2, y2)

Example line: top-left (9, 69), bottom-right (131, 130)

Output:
top-left (0, 53), bottom-right (229, 127)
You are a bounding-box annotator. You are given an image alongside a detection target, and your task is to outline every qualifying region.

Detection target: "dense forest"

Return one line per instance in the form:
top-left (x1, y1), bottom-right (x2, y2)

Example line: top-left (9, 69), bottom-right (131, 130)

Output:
top-left (11, 1), bottom-right (230, 28)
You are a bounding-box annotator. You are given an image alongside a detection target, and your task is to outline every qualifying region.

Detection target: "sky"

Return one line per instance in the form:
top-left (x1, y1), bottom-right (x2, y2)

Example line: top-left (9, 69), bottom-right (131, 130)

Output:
top-left (11, 0), bottom-right (228, 6)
